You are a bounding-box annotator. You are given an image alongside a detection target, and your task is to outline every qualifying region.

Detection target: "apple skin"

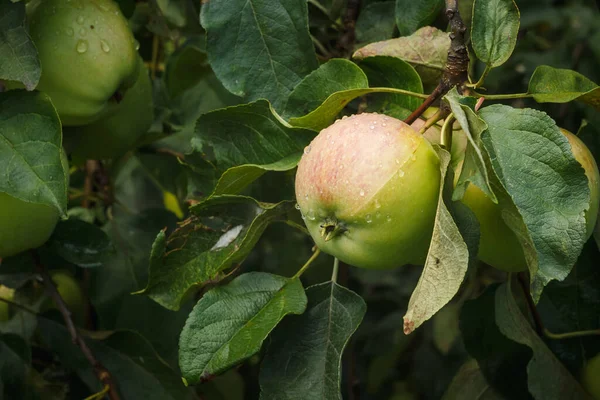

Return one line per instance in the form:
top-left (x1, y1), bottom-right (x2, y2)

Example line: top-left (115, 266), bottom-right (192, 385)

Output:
top-left (63, 59), bottom-right (153, 160)
top-left (457, 128), bottom-right (600, 272)
top-left (46, 271), bottom-right (87, 325)
top-left (22, 0), bottom-right (140, 126)
top-left (0, 151), bottom-right (69, 259)
top-left (582, 353), bottom-right (600, 400)
top-left (295, 113), bottom-right (441, 269)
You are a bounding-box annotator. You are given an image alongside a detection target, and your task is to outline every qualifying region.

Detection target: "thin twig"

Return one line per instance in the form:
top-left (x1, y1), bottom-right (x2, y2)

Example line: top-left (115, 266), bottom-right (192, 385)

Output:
top-left (31, 251), bottom-right (121, 400)
top-left (404, 0), bottom-right (469, 125)
top-left (517, 272), bottom-right (545, 336)
top-left (336, 0), bottom-right (361, 57)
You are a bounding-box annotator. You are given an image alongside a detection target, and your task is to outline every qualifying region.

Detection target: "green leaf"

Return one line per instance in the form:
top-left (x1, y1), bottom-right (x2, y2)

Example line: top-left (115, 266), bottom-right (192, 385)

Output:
top-left (495, 281), bottom-right (591, 400)
top-left (191, 100), bottom-right (316, 196)
top-left (48, 219), bottom-right (112, 268)
top-left (259, 281), bottom-right (366, 400)
top-left (527, 66), bottom-right (600, 110)
top-left (537, 241), bottom-right (600, 373)
top-left (282, 59), bottom-right (369, 120)
top-left (0, 91), bottom-right (67, 215)
top-left (460, 284), bottom-right (532, 399)
top-left (395, 0), bottom-right (444, 37)
top-left (0, 0), bottom-right (40, 90)
top-left (37, 322), bottom-right (192, 400)
top-left (0, 334), bottom-right (29, 398)
top-left (471, 0), bottom-right (520, 67)
top-left (403, 148), bottom-right (469, 334)
top-left (358, 56), bottom-right (424, 116)
top-left (479, 105), bottom-right (589, 301)
top-left (355, 2), bottom-right (396, 44)
top-left (444, 88), bottom-right (495, 202)
top-left (137, 196), bottom-right (297, 310)
top-left (353, 26), bottom-right (450, 90)
top-left (200, 0), bottom-right (318, 111)
top-left (442, 359), bottom-right (505, 400)
top-left (179, 272), bottom-right (307, 384)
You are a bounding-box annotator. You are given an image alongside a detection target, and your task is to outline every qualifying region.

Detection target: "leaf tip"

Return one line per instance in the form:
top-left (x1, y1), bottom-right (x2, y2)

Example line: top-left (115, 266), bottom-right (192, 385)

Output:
top-left (403, 316), bottom-right (415, 335)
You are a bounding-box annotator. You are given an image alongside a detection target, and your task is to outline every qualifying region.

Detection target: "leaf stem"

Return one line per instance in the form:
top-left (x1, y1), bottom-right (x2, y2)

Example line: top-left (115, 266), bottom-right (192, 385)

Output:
top-left (293, 248), bottom-right (321, 279)
top-left (31, 250), bottom-right (122, 400)
top-left (440, 113), bottom-right (455, 149)
top-left (331, 258), bottom-right (339, 283)
top-left (371, 87), bottom-right (430, 99)
top-left (467, 65), bottom-right (492, 89)
top-left (472, 92), bottom-right (533, 100)
top-left (544, 328), bottom-right (600, 340)
top-left (417, 108), bottom-right (447, 134)
top-left (0, 297), bottom-right (38, 315)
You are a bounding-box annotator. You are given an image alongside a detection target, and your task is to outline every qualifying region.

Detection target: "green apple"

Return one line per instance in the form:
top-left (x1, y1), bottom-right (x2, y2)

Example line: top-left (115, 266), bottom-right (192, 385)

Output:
top-left (581, 353), bottom-right (600, 400)
top-left (295, 113), bottom-right (441, 269)
top-left (0, 151), bottom-right (69, 259)
top-left (0, 285), bottom-right (15, 322)
top-left (46, 271), bottom-right (87, 325)
top-left (19, 0), bottom-right (140, 126)
top-left (457, 128), bottom-right (600, 272)
top-left (64, 60), bottom-right (153, 160)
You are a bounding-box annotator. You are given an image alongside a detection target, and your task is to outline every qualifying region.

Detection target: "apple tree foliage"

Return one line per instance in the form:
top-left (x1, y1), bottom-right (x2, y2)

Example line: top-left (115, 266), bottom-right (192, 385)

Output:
top-left (0, 0), bottom-right (599, 398)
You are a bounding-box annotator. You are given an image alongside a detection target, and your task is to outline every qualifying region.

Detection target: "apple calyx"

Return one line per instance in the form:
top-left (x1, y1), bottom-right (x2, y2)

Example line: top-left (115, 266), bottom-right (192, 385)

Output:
top-left (319, 218), bottom-right (346, 242)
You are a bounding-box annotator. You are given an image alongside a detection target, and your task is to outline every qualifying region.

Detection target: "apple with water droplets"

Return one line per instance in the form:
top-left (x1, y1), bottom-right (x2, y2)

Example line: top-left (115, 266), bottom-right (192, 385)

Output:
top-left (6, 0), bottom-right (140, 126)
top-left (295, 113), bottom-right (441, 269)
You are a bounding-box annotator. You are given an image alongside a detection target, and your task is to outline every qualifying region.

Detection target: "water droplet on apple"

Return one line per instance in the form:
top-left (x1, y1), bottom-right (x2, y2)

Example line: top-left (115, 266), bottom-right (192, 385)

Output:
top-left (382, 123), bottom-right (387, 127)
top-left (366, 214), bottom-right (372, 223)
top-left (79, 27), bottom-right (86, 36)
top-left (76, 40), bottom-right (88, 53)
top-left (398, 170), bottom-right (405, 177)
top-left (303, 145), bottom-right (311, 155)
top-left (294, 203), bottom-right (301, 210)
top-left (65, 27), bottom-right (74, 36)
top-left (77, 15), bottom-right (84, 24)
top-left (359, 189), bottom-right (365, 196)
top-left (134, 40), bottom-right (140, 50)
top-left (100, 40), bottom-right (110, 53)
top-left (386, 215), bottom-right (392, 222)
top-left (369, 125), bottom-right (375, 130)
top-left (375, 200), bottom-right (381, 209)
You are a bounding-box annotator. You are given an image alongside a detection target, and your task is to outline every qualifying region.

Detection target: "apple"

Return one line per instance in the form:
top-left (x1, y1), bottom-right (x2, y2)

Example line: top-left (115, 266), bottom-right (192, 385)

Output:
top-left (581, 353), bottom-right (600, 400)
top-left (0, 151), bottom-right (69, 259)
top-left (17, 0), bottom-right (140, 126)
top-left (0, 285), bottom-right (15, 322)
top-left (457, 128), bottom-right (600, 272)
top-left (45, 271), bottom-right (87, 325)
top-left (295, 113), bottom-right (441, 269)
top-left (63, 59), bottom-right (153, 160)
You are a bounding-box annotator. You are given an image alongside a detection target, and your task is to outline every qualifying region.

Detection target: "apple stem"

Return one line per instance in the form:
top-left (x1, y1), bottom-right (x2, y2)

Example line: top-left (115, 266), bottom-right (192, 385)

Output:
top-left (31, 250), bottom-right (122, 400)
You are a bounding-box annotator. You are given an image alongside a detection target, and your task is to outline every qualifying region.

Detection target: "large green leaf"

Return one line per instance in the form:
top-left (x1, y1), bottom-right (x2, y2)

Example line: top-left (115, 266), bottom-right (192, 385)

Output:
top-left (355, 1), bottom-right (396, 44)
top-left (471, 0), bottom-right (520, 67)
top-left (259, 281), bottom-right (366, 400)
top-left (137, 196), bottom-right (297, 310)
top-left (282, 59), bottom-right (369, 119)
top-left (0, 91), bottom-right (67, 215)
top-left (528, 66), bottom-right (600, 110)
top-left (0, 0), bottom-right (40, 90)
top-left (0, 334), bottom-right (29, 398)
top-left (353, 26), bottom-right (450, 90)
top-left (394, 0), bottom-right (444, 37)
top-left (479, 105), bottom-right (589, 301)
top-left (48, 219), bottom-right (112, 268)
top-left (200, 0), bottom-right (318, 112)
top-left (191, 100), bottom-right (316, 197)
top-left (403, 148), bottom-right (469, 334)
top-left (179, 272), bottom-right (307, 385)
top-left (37, 321), bottom-right (193, 400)
top-left (495, 281), bottom-right (591, 400)
top-left (358, 56), bottom-right (423, 117)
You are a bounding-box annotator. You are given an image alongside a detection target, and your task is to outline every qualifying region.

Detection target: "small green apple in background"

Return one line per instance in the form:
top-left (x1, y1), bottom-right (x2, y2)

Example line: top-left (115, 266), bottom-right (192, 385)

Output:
top-left (295, 113), bottom-right (441, 269)
top-left (0, 151), bottom-right (69, 259)
top-left (0, 285), bottom-right (15, 322)
top-left (63, 59), bottom-right (153, 160)
top-left (581, 353), bottom-right (600, 400)
top-left (10, 0), bottom-right (140, 126)
top-left (456, 128), bottom-right (600, 272)
top-left (43, 271), bottom-right (87, 326)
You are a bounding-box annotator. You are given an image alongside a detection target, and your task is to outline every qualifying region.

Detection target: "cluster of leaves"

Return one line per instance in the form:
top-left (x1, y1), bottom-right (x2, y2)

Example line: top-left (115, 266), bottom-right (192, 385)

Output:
top-left (1, 0), bottom-right (599, 399)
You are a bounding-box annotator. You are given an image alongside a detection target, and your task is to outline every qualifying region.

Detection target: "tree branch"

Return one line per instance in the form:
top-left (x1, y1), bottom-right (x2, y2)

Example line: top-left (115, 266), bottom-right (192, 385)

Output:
top-left (336, 0), bottom-right (361, 57)
top-left (405, 0), bottom-right (469, 125)
top-left (31, 251), bottom-right (121, 400)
